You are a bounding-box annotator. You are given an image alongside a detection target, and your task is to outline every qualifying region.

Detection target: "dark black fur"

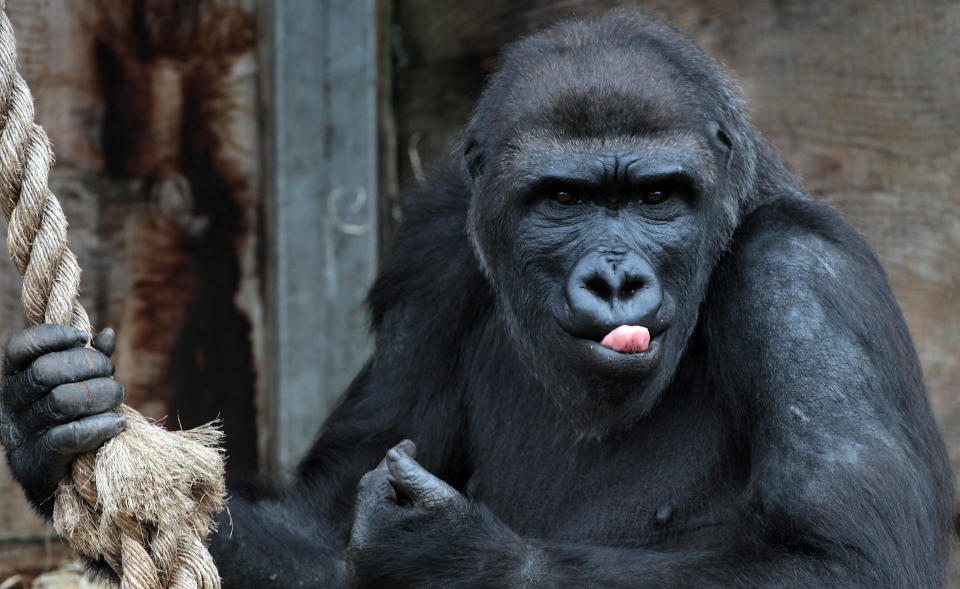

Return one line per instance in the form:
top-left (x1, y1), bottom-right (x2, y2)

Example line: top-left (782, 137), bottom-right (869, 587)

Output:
top-left (2, 10), bottom-right (952, 588)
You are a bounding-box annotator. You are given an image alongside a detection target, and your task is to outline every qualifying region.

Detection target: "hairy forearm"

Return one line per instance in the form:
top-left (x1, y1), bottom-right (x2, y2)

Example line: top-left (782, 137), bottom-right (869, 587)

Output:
top-left (515, 541), bottom-right (883, 589)
top-left (209, 487), bottom-right (349, 589)
top-left (408, 505), bottom-right (879, 589)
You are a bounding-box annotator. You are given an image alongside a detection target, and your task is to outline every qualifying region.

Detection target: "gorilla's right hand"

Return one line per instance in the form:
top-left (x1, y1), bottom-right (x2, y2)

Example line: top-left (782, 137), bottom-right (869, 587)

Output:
top-left (1, 324), bottom-right (126, 517)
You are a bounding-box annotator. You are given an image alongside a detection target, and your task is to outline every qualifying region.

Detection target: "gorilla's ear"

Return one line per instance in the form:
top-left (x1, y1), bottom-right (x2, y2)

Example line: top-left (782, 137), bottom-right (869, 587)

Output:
top-left (462, 135), bottom-right (485, 182)
top-left (707, 120), bottom-right (734, 172)
top-left (707, 120), bottom-right (733, 153)
top-left (716, 127), bottom-right (733, 153)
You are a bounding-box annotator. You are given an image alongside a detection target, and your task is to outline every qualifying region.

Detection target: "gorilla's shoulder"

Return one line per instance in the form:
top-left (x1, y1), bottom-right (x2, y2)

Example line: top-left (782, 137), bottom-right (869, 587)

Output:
top-left (702, 196), bottom-right (899, 373)
top-left (716, 195), bottom-right (888, 302)
top-left (367, 164), bottom-right (492, 335)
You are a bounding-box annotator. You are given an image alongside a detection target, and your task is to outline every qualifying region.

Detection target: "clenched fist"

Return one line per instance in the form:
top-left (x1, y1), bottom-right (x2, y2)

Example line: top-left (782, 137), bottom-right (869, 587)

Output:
top-left (1, 324), bottom-right (125, 516)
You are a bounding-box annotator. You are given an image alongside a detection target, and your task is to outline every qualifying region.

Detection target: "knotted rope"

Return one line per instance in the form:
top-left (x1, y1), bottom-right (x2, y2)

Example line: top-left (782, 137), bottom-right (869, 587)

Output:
top-left (0, 4), bottom-right (225, 587)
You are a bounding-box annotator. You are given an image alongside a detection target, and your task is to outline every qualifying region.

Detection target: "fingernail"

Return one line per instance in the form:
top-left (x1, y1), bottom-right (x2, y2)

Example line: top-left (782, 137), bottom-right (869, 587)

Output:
top-left (387, 448), bottom-right (401, 462)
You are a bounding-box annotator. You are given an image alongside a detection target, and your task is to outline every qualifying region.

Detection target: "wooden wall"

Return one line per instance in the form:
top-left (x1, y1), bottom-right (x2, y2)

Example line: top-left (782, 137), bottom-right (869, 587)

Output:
top-left (0, 0), bottom-right (262, 578)
top-left (259, 0), bottom-right (381, 475)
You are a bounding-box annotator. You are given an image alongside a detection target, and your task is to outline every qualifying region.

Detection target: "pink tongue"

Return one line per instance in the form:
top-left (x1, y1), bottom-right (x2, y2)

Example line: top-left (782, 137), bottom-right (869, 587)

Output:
top-left (600, 325), bottom-right (651, 353)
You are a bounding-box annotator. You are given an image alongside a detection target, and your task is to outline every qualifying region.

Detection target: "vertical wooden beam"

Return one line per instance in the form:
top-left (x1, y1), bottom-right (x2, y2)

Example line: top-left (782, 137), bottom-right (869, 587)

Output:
top-left (260, 0), bottom-right (379, 473)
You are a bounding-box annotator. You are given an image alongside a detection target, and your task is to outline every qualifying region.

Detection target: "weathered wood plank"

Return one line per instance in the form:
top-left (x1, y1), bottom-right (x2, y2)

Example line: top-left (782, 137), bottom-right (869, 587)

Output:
top-left (0, 540), bottom-right (77, 582)
top-left (0, 0), bottom-right (263, 553)
top-left (261, 0), bottom-right (380, 472)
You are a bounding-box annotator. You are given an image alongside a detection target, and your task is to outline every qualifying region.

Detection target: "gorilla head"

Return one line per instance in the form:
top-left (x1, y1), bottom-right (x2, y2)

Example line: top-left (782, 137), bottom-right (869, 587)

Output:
top-left (462, 12), bottom-right (765, 436)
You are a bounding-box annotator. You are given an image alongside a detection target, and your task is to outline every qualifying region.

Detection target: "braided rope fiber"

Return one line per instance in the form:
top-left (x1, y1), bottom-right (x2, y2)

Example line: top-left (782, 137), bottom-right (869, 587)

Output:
top-left (0, 4), bottom-right (225, 587)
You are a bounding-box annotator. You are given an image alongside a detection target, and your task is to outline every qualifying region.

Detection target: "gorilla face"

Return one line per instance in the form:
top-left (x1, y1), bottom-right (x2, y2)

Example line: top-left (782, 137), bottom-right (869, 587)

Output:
top-left (464, 16), bottom-right (750, 436)
top-left (472, 132), bottom-right (732, 436)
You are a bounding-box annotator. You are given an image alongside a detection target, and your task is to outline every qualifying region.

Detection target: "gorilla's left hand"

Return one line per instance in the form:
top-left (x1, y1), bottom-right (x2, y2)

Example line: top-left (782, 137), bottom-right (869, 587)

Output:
top-left (346, 440), bottom-right (479, 587)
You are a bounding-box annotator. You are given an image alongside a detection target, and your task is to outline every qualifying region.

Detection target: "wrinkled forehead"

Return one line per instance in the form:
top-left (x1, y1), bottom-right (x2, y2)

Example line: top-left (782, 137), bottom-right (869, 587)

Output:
top-left (502, 43), bottom-right (711, 140)
top-left (500, 129), bottom-right (718, 190)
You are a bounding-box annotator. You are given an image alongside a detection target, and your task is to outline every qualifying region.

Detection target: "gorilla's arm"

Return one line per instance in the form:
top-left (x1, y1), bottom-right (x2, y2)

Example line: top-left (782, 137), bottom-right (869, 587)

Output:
top-left (697, 200), bottom-right (953, 586)
top-left (208, 186), bottom-right (477, 588)
top-left (208, 352), bottom-right (467, 588)
top-left (205, 365), bottom-right (378, 588)
top-left (345, 199), bottom-right (952, 588)
top-left (346, 431), bottom-right (932, 589)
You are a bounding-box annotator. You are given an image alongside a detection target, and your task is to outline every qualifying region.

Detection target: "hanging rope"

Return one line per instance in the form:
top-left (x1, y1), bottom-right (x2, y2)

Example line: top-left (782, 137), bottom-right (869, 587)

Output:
top-left (0, 3), bottom-right (225, 587)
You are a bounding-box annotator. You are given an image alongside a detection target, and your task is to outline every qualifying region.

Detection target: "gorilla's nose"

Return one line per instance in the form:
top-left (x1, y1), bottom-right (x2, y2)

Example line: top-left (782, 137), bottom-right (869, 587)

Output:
top-left (564, 252), bottom-right (663, 339)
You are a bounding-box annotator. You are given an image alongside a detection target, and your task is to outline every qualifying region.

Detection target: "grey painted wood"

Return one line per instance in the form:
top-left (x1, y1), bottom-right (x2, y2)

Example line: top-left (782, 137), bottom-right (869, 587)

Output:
top-left (262, 0), bottom-right (379, 473)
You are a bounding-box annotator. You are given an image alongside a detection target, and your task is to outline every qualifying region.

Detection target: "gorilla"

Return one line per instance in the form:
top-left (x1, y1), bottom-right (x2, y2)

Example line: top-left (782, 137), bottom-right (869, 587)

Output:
top-left (1, 10), bottom-right (953, 588)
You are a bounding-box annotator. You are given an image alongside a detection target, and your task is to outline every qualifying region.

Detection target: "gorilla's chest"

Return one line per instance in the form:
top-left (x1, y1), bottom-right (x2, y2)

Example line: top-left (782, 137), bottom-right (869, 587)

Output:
top-left (464, 388), bottom-right (747, 549)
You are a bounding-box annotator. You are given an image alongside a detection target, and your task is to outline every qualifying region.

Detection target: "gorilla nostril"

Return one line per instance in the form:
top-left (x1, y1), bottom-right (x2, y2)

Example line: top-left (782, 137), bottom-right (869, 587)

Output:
top-left (620, 278), bottom-right (645, 299)
top-left (584, 275), bottom-right (613, 301)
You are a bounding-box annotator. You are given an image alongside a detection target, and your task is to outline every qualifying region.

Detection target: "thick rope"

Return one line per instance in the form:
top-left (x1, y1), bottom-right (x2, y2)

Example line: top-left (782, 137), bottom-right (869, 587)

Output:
top-left (0, 4), bottom-right (225, 587)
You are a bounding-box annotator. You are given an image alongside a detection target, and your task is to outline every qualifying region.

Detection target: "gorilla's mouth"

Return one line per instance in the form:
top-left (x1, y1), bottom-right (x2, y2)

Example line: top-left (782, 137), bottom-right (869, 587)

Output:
top-left (599, 325), bottom-right (650, 353)
top-left (575, 336), bottom-right (664, 383)
top-left (557, 321), bottom-right (665, 379)
top-left (559, 322), bottom-right (660, 355)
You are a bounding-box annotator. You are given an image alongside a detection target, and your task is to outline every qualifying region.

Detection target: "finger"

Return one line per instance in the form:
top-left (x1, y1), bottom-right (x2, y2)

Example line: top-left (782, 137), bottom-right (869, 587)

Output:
top-left (357, 468), bottom-right (397, 503)
top-left (375, 439), bottom-right (418, 471)
top-left (36, 378), bottom-right (126, 423)
top-left (385, 447), bottom-right (458, 507)
top-left (91, 328), bottom-right (116, 357)
top-left (44, 413), bottom-right (126, 455)
top-left (27, 348), bottom-right (115, 391)
top-left (5, 325), bottom-right (88, 374)
top-left (2, 369), bottom-right (50, 411)
top-left (396, 439), bottom-right (417, 459)
top-left (354, 469), bottom-right (398, 538)
top-left (0, 347), bottom-right (110, 412)
top-left (350, 469), bottom-right (397, 551)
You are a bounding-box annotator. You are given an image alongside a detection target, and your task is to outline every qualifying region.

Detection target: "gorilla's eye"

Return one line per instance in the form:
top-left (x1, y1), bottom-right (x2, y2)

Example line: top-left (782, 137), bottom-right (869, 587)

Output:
top-left (643, 190), bottom-right (667, 204)
top-left (552, 191), bottom-right (575, 205)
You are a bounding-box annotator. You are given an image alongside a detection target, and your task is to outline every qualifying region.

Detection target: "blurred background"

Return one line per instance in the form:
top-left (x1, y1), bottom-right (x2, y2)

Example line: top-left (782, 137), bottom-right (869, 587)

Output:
top-left (0, 0), bottom-right (958, 584)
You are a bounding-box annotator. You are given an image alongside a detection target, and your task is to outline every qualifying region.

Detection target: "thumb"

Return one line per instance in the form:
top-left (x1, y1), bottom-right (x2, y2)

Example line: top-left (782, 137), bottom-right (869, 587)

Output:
top-left (385, 446), bottom-right (458, 508)
top-left (92, 328), bottom-right (116, 357)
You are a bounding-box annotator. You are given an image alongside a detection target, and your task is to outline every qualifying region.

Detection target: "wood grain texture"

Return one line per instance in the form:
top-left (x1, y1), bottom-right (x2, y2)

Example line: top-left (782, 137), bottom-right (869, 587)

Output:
top-left (0, 539), bottom-right (77, 582)
top-left (258, 0), bottom-right (380, 474)
top-left (0, 0), bottom-right (263, 566)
